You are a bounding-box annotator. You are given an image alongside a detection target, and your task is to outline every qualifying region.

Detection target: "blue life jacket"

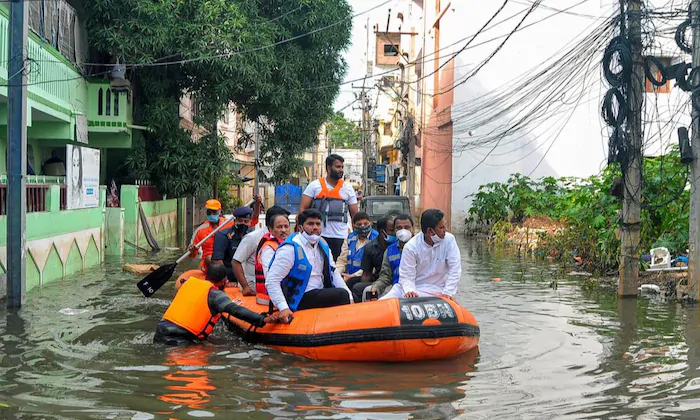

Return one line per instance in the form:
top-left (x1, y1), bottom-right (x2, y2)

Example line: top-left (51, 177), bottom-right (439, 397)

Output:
top-left (270, 232), bottom-right (333, 311)
top-left (386, 242), bottom-right (402, 284)
top-left (346, 229), bottom-right (379, 275)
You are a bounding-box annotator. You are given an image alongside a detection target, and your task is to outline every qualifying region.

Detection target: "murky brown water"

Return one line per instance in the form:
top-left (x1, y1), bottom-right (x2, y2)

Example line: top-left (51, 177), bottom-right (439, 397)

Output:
top-left (1, 237), bottom-right (700, 419)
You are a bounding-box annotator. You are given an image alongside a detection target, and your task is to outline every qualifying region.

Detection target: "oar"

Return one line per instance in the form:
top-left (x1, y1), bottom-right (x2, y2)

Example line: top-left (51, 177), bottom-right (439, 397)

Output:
top-left (136, 215), bottom-right (234, 297)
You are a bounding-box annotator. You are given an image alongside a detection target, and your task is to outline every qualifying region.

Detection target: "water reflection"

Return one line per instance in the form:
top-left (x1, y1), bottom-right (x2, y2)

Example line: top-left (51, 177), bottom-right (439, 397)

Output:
top-left (3, 240), bottom-right (700, 419)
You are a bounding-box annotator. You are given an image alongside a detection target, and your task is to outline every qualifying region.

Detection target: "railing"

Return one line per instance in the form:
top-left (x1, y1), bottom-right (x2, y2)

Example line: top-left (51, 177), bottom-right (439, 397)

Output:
top-left (137, 180), bottom-right (162, 202)
top-left (0, 184), bottom-right (56, 215)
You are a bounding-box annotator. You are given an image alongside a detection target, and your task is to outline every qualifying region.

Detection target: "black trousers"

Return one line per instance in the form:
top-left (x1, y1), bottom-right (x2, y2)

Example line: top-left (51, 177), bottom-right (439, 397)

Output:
top-left (346, 276), bottom-right (372, 303)
top-left (323, 237), bottom-right (345, 262)
top-left (297, 288), bottom-right (351, 310)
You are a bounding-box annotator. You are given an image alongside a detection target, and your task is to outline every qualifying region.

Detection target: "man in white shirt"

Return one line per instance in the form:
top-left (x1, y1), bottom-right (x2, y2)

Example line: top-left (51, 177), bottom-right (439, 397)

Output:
top-left (266, 208), bottom-right (353, 323)
top-left (380, 209), bottom-right (461, 300)
top-left (230, 206), bottom-right (290, 295)
top-left (300, 154), bottom-right (359, 262)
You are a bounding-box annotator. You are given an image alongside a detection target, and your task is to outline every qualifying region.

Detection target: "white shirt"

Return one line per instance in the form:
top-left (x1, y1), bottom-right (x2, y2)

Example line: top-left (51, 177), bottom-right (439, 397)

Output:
top-left (260, 244), bottom-right (276, 279)
top-left (232, 227), bottom-right (267, 286)
top-left (398, 232), bottom-right (461, 297)
top-left (303, 178), bottom-right (358, 239)
top-left (265, 234), bottom-right (351, 311)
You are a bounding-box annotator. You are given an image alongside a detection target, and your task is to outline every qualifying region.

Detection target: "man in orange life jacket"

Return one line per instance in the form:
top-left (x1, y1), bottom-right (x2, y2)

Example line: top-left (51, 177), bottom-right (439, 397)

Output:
top-left (300, 154), bottom-right (358, 262)
top-left (153, 262), bottom-right (284, 346)
top-left (254, 211), bottom-right (291, 307)
top-left (265, 208), bottom-right (353, 323)
top-left (188, 199), bottom-right (233, 274)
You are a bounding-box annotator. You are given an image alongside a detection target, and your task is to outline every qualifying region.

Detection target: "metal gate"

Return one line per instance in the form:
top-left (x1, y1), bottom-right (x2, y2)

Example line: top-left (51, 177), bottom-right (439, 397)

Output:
top-left (274, 184), bottom-right (302, 215)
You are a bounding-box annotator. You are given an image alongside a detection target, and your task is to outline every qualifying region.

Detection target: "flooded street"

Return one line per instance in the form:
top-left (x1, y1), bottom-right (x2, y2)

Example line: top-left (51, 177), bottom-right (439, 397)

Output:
top-left (2, 236), bottom-right (700, 419)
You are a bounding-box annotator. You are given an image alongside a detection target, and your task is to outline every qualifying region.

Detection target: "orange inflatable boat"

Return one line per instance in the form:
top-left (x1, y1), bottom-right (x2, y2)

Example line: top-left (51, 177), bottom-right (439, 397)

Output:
top-left (174, 269), bottom-right (480, 362)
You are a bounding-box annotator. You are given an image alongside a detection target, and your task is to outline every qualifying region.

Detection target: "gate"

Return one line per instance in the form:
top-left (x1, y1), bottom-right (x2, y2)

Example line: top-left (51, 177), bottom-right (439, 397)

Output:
top-left (274, 183), bottom-right (302, 215)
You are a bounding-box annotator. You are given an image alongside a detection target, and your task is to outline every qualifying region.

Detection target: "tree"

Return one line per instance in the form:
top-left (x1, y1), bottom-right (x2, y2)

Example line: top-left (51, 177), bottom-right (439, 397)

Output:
top-left (326, 112), bottom-right (362, 149)
top-left (83, 0), bottom-right (352, 194)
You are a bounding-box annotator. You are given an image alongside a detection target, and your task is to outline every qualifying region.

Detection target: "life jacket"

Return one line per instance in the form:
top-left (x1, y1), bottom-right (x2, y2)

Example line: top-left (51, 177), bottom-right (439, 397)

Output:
top-left (386, 242), bottom-right (402, 284)
top-left (310, 178), bottom-right (348, 226)
top-left (254, 232), bottom-right (284, 306)
top-left (346, 229), bottom-right (379, 275)
top-left (162, 277), bottom-right (221, 340)
top-left (269, 232), bottom-right (334, 311)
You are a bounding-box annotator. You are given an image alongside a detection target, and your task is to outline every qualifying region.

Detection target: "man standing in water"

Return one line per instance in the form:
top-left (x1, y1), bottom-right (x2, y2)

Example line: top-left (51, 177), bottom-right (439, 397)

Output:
top-left (300, 154), bottom-right (358, 261)
top-left (154, 263), bottom-right (285, 346)
top-left (380, 209), bottom-right (461, 300)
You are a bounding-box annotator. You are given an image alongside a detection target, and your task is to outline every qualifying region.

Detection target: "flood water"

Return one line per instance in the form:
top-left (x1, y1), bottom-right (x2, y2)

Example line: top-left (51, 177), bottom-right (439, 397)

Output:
top-left (2, 237), bottom-right (700, 419)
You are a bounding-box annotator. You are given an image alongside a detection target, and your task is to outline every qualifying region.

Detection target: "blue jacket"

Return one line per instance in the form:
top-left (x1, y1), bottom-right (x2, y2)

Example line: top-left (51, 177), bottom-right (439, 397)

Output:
top-left (386, 242), bottom-right (402, 284)
top-left (346, 229), bottom-right (379, 275)
top-left (270, 233), bottom-right (333, 311)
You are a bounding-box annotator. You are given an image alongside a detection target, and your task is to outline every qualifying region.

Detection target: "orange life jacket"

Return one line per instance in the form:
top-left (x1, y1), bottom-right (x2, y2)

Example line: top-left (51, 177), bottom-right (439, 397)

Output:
top-left (311, 178), bottom-right (348, 225)
top-left (254, 232), bottom-right (283, 306)
top-left (162, 277), bottom-right (221, 340)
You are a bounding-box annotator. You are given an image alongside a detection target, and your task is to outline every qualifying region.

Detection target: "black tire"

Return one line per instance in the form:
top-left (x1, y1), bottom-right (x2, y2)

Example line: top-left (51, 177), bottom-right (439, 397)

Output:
top-left (603, 40), bottom-right (632, 88)
top-left (677, 62), bottom-right (692, 92)
top-left (644, 56), bottom-right (667, 87)
top-left (602, 88), bottom-right (627, 127)
top-left (676, 20), bottom-right (692, 54)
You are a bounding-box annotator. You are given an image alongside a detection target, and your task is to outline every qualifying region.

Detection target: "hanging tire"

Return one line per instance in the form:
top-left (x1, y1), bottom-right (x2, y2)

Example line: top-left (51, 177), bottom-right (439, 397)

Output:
top-left (644, 56), bottom-right (667, 87)
top-left (602, 88), bottom-right (627, 127)
top-left (603, 39), bottom-right (632, 88)
top-left (676, 20), bottom-right (692, 54)
top-left (676, 63), bottom-right (692, 92)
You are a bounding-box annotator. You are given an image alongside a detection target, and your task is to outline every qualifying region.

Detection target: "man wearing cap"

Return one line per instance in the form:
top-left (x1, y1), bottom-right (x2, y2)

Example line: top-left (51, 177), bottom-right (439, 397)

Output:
top-left (189, 199), bottom-right (235, 274)
top-left (211, 206), bottom-right (256, 293)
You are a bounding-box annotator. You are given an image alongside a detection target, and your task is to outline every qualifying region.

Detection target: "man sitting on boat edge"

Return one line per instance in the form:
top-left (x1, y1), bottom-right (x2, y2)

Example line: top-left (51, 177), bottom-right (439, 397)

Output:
top-left (380, 208), bottom-right (461, 301)
top-left (154, 263), bottom-right (284, 346)
top-left (265, 208), bottom-right (353, 323)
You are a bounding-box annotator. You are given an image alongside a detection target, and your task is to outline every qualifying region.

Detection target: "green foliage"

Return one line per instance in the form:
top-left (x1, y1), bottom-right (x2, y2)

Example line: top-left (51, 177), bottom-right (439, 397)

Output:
top-left (326, 112), bottom-right (361, 149)
top-left (85, 0), bottom-right (352, 192)
top-left (468, 148), bottom-right (690, 272)
top-left (216, 174), bottom-right (243, 213)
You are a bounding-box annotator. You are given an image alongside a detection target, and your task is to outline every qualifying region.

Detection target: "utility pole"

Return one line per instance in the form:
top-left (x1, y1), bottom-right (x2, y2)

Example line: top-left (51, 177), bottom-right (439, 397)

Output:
top-left (253, 121), bottom-right (259, 198)
top-left (6, 0), bottom-right (28, 309)
top-left (399, 63), bottom-right (415, 203)
top-left (619, 0), bottom-right (643, 298)
top-left (688, 0), bottom-right (700, 301)
top-left (361, 89), bottom-right (368, 194)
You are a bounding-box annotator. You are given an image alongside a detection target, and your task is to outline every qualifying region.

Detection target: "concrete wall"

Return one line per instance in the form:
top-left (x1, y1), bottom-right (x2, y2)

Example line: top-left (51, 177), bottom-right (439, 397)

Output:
top-left (120, 185), bottom-right (180, 254)
top-left (0, 186), bottom-right (106, 291)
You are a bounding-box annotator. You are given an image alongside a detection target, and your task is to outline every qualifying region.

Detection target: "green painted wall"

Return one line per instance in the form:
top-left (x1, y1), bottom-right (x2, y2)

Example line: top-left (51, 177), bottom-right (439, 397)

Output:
top-left (121, 185), bottom-right (179, 254)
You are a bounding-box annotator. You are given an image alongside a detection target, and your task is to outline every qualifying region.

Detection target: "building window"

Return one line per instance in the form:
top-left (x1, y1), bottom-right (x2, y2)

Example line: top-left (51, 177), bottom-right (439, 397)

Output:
top-left (376, 33), bottom-right (401, 66)
top-left (384, 44), bottom-right (399, 57)
top-left (645, 56), bottom-right (672, 93)
top-left (383, 123), bottom-right (392, 136)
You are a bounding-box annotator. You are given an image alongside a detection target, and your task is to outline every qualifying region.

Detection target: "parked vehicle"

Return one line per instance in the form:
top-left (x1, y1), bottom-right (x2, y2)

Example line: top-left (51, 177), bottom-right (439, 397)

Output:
top-left (360, 195), bottom-right (411, 226)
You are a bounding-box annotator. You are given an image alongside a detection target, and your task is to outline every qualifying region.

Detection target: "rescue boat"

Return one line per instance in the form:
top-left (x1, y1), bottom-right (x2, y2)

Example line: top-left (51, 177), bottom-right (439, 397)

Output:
top-left (175, 269), bottom-right (480, 362)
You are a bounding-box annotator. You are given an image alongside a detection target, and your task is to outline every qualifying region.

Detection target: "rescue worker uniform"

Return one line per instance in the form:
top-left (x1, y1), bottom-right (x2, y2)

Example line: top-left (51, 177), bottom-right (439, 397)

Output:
top-left (153, 277), bottom-right (266, 346)
top-left (370, 241), bottom-right (403, 298)
top-left (211, 207), bottom-right (254, 283)
top-left (265, 232), bottom-right (353, 312)
top-left (302, 177), bottom-right (358, 261)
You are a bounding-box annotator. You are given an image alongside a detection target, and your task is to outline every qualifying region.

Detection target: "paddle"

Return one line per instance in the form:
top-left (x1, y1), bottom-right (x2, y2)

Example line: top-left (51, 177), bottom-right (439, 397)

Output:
top-left (136, 215), bottom-right (234, 297)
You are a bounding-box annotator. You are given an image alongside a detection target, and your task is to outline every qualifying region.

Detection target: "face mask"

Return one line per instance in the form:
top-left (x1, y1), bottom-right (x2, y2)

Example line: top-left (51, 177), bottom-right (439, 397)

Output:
top-left (430, 229), bottom-right (442, 244)
top-left (207, 215), bottom-right (219, 223)
top-left (235, 223), bottom-right (248, 236)
top-left (385, 234), bottom-right (398, 244)
top-left (302, 232), bottom-right (320, 245)
top-left (355, 225), bottom-right (372, 238)
top-left (396, 229), bottom-right (413, 243)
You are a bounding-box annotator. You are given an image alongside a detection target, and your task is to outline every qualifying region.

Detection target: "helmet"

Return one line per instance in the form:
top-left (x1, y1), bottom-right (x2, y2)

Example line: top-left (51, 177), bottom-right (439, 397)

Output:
top-left (205, 199), bottom-right (222, 211)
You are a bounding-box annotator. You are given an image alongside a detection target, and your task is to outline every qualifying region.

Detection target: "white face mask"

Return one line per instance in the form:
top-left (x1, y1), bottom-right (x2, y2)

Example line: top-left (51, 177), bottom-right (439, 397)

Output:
top-left (302, 232), bottom-right (320, 245)
top-left (396, 229), bottom-right (413, 243)
top-left (430, 229), bottom-right (442, 244)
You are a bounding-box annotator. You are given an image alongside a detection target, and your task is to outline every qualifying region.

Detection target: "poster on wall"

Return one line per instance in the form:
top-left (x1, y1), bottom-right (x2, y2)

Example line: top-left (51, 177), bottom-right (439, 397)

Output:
top-left (66, 145), bottom-right (100, 210)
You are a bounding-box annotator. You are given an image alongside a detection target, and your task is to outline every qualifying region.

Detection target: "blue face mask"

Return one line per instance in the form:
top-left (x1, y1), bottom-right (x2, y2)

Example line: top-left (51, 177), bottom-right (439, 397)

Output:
top-left (386, 234), bottom-right (398, 244)
top-left (207, 214), bottom-right (219, 223)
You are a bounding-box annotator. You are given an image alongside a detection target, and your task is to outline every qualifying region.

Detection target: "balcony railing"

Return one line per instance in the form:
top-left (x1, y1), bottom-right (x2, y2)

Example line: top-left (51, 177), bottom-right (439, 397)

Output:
top-left (0, 184), bottom-right (65, 215)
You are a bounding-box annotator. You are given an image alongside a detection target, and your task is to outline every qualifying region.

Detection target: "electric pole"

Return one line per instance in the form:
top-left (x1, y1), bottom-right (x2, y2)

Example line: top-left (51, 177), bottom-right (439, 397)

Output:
top-left (253, 121), bottom-right (259, 198)
top-left (619, 0), bottom-right (643, 298)
top-left (688, 0), bottom-right (700, 301)
top-left (6, 0), bottom-right (28, 309)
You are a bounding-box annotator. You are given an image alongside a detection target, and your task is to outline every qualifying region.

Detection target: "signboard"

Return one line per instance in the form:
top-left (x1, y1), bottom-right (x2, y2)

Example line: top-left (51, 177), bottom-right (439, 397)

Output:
top-left (375, 164), bottom-right (386, 183)
top-left (66, 145), bottom-right (100, 209)
top-left (76, 115), bottom-right (88, 144)
top-left (398, 297), bottom-right (457, 326)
